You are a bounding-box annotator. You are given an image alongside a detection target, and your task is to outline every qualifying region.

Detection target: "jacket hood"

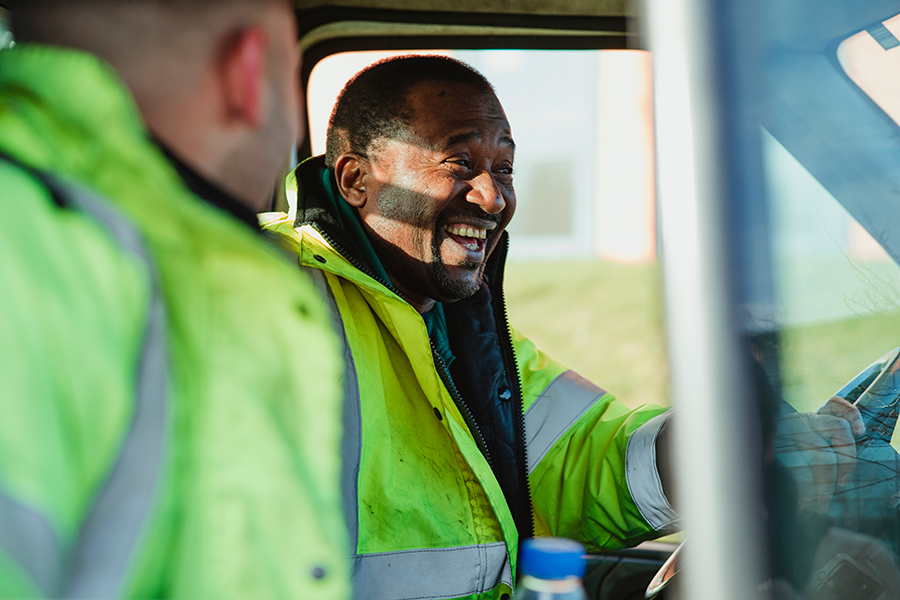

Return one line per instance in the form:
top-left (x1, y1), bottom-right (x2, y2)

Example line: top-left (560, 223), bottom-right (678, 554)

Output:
top-left (293, 155), bottom-right (391, 283)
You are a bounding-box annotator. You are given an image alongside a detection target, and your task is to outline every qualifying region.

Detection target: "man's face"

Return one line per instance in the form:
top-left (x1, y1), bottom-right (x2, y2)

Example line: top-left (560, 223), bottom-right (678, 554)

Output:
top-left (357, 80), bottom-right (516, 310)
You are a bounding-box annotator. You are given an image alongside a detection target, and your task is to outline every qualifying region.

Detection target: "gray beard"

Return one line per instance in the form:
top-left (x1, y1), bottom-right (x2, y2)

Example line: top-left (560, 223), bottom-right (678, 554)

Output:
top-left (375, 184), bottom-right (488, 302)
top-left (427, 236), bottom-right (484, 302)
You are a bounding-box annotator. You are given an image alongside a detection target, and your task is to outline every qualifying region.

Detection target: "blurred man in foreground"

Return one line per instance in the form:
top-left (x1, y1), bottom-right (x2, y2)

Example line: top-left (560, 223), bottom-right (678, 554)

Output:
top-left (264, 55), bottom-right (679, 599)
top-left (0, 1), bottom-right (347, 598)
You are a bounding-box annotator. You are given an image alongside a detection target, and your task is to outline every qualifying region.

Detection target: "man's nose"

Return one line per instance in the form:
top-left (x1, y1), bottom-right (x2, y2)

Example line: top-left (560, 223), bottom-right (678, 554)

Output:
top-left (467, 171), bottom-right (506, 214)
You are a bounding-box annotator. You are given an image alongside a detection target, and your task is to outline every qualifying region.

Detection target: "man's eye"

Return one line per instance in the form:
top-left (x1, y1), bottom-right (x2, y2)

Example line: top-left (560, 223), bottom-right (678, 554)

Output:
top-left (447, 158), bottom-right (470, 168)
top-left (496, 166), bottom-right (514, 176)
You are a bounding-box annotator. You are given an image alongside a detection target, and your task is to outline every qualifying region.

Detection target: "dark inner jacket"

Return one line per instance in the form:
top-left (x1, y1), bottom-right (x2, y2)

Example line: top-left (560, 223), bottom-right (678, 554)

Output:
top-left (293, 155), bottom-right (532, 540)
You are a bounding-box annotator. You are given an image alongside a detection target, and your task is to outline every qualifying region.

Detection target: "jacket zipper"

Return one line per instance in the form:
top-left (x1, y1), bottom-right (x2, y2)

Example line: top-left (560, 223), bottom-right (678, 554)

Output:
top-left (493, 237), bottom-right (535, 540)
top-left (430, 338), bottom-right (494, 470)
top-left (314, 223), bottom-right (530, 537)
top-left (313, 226), bottom-right (399, 296)
top-left (312, 224), bottom-right (495, 470)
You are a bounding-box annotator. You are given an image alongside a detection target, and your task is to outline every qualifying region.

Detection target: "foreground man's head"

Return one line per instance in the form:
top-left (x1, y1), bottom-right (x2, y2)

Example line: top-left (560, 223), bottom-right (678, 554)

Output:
top-left (326, 55), bottom-right (517, 313)
top-left (12, 0), bottom-right (301, 212)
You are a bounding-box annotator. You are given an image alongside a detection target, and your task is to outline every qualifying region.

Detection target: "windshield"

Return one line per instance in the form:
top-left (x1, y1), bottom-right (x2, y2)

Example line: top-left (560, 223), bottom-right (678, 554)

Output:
top-left (733, 3), bottom-right (900, 596)
top-left (763, 128), bottom-right (900, 413)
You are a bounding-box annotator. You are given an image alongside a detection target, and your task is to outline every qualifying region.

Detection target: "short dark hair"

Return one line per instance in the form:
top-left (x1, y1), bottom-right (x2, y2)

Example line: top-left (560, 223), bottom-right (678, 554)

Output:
top-left (324, 54), bottom-right (495, 168)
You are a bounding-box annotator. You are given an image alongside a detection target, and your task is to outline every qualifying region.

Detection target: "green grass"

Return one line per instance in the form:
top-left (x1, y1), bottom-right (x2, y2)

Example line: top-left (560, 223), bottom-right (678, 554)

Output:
top-left (503, 258), bottom-right (900, 414)
top-left (780, 311), bottom-right (900, 412)
top-left (504, 259), bottom-right (670, 409)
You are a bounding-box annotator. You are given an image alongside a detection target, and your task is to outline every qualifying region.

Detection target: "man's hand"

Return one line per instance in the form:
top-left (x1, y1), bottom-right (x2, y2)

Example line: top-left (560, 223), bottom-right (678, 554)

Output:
top-left (774, 396), bottom-right (864, 514)
top-left (817, 395), bottom-right (866, 437)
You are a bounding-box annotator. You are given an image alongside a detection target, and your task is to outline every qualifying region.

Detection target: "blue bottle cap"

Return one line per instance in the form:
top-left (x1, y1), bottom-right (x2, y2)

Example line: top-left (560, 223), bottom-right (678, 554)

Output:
top-left (519, 537), bottom-right (586, 580)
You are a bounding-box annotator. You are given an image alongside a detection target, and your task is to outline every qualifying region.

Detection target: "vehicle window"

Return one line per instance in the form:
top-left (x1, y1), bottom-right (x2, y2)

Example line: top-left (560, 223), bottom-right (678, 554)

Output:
top-left (734, 6), bottom-right (900, 596)
top-left (838, 13), bottom-right (900, 129)
top-left (763, 128), bottom-right (900, 418)
top-left (306, 49), bottom-right (669, 409)
top-left (0, 9), bottom-right (12, 50)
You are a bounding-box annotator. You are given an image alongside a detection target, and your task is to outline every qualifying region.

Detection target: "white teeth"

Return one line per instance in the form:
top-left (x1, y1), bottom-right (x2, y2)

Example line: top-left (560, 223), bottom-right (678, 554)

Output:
top-left (445, 225), bottom-right (487, 240)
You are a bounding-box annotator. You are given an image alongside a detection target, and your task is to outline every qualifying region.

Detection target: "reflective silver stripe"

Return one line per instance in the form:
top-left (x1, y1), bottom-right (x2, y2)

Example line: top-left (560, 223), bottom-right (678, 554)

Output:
top-left (0, 490), bottom-right (62, 593)
top-left (625, 412), bottom-right (679, 532)
top-left (524, 370), bottom-right (607, 475)
top-left (50, 178), bottom-right (169, 598)
top-left (338, 320), bottom-right (362, 558)
top-left (351, 542), bottom-right (512, 600)
top-left (303, 266), bottom-right (362, 553)
top-left (303, 270), bottom-right (512, 599)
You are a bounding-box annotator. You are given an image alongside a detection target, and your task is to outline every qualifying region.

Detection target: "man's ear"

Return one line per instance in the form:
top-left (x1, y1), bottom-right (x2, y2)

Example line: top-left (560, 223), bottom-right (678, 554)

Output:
top-left (221, 26), bottom-right (269, 128)
top-left (334, 153), bottom-right (370, 208)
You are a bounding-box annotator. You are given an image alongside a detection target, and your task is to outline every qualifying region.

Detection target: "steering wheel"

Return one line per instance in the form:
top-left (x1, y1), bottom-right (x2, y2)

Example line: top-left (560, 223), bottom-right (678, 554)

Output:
top-left (644, 347), bottom-right (900, 599)
top-left (832, 347), bottom-right (900, 424)
top-left (644, 539), bottom-right (682, 599)
top-left (828, 347), bottom-right (900, 545)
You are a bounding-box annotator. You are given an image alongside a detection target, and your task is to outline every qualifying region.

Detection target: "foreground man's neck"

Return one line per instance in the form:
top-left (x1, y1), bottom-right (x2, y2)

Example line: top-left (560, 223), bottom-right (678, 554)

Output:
top-left (156, 142), bottom-right (261, 232)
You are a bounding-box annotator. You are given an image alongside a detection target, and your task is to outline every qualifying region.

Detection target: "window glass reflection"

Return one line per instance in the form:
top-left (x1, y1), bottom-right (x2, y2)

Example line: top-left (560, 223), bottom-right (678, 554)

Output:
top-left (763, 129), bottom-right (900, 415)
top-left (756, 9), bottom-right (900, 596)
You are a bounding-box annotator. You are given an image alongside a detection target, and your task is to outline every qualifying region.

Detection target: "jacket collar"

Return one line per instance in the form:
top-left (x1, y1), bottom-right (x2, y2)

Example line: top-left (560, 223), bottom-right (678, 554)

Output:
top-left (293, 155), bottom-right (392, 285)
top-left (159, 142), bottom-right (260, 232)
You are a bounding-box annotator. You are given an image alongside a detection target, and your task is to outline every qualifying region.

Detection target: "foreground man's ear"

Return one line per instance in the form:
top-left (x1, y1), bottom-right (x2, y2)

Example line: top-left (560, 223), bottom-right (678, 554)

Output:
top-left (221, 26), bottom-right (269, 128)
top-left (334, 153), bottom-right (369, 208)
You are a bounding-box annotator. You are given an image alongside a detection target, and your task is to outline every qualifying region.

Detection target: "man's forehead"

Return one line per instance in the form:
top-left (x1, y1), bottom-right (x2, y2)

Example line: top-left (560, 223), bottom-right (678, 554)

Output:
top-left (406, 80), bottom-right (513, 149)
top-left (442, 130), bottom-right (516, 152)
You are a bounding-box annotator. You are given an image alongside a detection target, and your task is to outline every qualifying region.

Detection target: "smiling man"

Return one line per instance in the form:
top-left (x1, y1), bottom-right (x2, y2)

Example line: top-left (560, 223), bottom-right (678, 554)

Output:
top-left (332, 76), bottom-right (515, 312)
top-left (266, 55), bottom-right (678, 600)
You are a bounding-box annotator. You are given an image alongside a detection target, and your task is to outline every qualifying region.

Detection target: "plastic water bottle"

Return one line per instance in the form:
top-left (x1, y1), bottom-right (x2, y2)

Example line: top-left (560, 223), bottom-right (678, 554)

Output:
top-left (517, 537), bottom-right (588, 600)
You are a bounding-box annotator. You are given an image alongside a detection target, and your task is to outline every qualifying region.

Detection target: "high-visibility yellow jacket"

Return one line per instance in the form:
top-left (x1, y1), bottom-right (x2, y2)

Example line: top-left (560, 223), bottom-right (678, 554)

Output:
top-left (263, 158), bottom-right (678, 600)
top-left (0, 46), bottom-right (348, 599)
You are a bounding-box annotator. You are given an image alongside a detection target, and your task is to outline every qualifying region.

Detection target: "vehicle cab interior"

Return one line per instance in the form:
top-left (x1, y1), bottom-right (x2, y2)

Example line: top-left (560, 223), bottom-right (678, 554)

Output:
top-left (5, 0), bottom-right (900, 598)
